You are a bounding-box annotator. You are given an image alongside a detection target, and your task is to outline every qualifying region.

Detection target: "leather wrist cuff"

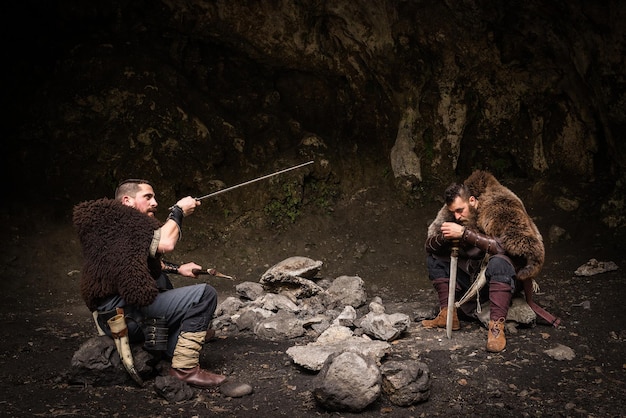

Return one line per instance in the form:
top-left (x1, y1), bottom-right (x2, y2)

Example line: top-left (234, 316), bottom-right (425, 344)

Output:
top-left (167, 205), bottom-right (184, 240)
top-left (461, 228), bottom-right (504, 255)
top-left (168, 205), bottom-right (184, 225)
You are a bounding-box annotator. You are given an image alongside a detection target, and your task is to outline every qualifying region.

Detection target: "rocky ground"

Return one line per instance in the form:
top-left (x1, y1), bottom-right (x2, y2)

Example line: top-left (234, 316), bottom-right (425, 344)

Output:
top-left (1, 181), bottom-right (625, 417)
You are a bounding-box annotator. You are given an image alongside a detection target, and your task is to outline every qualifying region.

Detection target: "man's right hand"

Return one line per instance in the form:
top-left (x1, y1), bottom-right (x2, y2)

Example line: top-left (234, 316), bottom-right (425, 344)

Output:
top-left (441, 222), bottom-right (465, 240)
top-left (175, 196), bottom-right (201, 216)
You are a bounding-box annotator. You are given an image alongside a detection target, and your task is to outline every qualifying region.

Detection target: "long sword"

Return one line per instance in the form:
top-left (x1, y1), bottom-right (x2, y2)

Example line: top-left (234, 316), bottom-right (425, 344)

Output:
top-left (446, 241), bottom-right (459, 339)
top-left (195, 160), bottom-right (314, 201)
top-left (169, 161), bottom-right (314, 209)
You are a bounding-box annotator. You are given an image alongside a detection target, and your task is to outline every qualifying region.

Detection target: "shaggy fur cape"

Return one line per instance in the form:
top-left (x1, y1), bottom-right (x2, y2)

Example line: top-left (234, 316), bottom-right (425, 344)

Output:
top-left (428, 170), bottom-right (544, 281)
top-left (73, 198), bottom-right (162, 311)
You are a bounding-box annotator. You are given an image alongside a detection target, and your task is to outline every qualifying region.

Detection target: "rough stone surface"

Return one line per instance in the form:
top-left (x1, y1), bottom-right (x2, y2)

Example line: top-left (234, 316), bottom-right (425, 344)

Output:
top-left (154, 375), bottom-right (195, 402)
top-left (574, 259), bottom-right (619, 276)
top-left (380, 360), bottom-right (431, 406)
top-left (220, 381), bottom-right (254, 398)
top-left (544, 344), bottom-right (576, 361)
top-left (286, 335), bottom-right (391, 372)
top-left (325, 275), bottom-right (368, 309)
top-left (313, 352), bottom-right (382, 412)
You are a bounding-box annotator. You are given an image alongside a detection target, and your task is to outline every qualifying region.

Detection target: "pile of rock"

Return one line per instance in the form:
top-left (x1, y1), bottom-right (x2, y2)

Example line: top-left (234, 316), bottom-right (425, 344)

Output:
top-left (212, 256), bottom-right (431, 411)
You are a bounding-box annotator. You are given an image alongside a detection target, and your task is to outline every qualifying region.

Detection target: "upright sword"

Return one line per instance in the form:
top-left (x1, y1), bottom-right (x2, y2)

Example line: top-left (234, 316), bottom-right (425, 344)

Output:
top-left (446, 240), bottom-right (460, 339)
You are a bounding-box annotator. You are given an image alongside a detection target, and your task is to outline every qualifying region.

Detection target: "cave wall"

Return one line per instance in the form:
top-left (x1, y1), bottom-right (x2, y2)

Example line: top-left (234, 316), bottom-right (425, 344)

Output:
top-left (4, 0), bottom-right (625, 224)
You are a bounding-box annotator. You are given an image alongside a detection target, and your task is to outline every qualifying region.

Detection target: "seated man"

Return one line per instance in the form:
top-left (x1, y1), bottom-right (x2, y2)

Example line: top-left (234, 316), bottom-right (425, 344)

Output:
top-left (422, 170), bottom-right (545, 352)
top-left (73, 178), bottom-right (225, 387)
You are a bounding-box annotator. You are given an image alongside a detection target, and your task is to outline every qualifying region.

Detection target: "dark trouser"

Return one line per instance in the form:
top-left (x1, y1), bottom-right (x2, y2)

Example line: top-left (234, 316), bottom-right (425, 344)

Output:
top-left (97, 281), bottom-right (218, 357)
top-left (426, 254), bottom-right (515, 319)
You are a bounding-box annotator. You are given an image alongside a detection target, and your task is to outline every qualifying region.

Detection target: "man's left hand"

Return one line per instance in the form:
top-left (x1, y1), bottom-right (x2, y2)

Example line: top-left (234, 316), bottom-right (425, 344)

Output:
top-left (179, 262), bottom-right (202, 277)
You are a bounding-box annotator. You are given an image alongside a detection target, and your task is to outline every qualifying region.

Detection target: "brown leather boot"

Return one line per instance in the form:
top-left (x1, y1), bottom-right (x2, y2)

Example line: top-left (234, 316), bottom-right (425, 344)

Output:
top-left (169, 365), bottom-right (227, 387)
top-left (170, 331), bottom-right (227, 387)
top-left (486, 317), bottom-right (506, 352)
top-left (422, 307), bottom-right (460, 330)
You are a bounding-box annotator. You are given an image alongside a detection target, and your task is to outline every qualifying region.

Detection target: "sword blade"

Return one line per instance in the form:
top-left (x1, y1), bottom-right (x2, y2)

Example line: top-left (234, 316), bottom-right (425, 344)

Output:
top-left (195, 160), bottom-right (314, 201)
top-left (446, 245), bottom-right (459, 339)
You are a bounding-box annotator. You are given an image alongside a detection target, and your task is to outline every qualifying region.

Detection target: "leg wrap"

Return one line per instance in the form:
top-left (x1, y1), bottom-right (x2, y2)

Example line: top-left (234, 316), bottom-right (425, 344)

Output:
top-left (489, 281), bottom-right (513, 321)
top-left (432, 278), bottom-right (451, 308)
top-left (171, 331), bottom-right (205, 369)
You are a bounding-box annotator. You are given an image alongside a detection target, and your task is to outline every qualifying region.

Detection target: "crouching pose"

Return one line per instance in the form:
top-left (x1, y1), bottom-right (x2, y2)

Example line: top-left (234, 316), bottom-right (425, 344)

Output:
top-left (422, 170), bottom-right (545, 352)
top-left (73, 179), bottom-right (226, 387)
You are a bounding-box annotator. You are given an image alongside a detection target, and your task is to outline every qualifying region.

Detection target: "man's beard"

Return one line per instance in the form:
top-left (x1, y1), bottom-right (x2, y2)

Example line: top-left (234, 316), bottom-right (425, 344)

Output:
top-left (461, 205), bottom-right (478, 227)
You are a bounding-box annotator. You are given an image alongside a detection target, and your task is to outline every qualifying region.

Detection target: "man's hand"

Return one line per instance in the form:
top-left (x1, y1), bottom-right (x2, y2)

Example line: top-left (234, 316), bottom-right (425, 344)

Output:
top-left (175, 196), bottom-right (201, 216)
top-left (178, 262), bottom-right (202, 278)
top-left (441, 222), bottom-right (465, 240)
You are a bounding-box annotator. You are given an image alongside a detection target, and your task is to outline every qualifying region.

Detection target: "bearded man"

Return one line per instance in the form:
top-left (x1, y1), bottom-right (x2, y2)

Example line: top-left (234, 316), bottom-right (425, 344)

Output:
top-left (73, 179), bottom-right (227, 387)
top-left (421, 170), bottom-right (544, 352)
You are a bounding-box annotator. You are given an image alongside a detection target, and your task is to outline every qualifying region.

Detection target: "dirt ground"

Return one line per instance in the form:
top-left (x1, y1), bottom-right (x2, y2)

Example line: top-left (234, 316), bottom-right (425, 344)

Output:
top-left (1, 182), bottom-right (625, 417)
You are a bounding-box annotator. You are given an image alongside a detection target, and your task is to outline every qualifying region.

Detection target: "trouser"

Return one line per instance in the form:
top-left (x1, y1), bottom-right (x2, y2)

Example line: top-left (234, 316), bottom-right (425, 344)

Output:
top-left (426, 255), bottom-right (516, 317)
top-left (97, 282), bottom-right (218, 357)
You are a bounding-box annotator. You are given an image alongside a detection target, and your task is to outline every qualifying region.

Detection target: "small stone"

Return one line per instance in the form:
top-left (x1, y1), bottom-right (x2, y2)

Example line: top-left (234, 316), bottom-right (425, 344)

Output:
top-left (220, 381), bottom-right (254, 397)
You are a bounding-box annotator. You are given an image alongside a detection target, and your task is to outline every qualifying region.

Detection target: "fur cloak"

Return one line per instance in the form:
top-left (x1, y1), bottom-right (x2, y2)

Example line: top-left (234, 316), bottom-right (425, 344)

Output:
top-left (428, 170), bottom-right (544, 281)
top-left (73, 198), bottom-right (162, 311)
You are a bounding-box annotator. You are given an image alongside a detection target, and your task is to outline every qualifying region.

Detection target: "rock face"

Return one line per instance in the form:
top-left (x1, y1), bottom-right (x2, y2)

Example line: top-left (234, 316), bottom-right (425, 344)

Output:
top-left (7, 1), bottom-right (626, 228)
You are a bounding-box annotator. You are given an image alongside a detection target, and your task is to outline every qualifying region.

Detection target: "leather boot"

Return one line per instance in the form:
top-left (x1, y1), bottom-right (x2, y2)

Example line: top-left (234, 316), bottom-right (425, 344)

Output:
top-left (421, 278), bottom-right (460, 330)
top-left (486, 281), bottom-right (512, 352)
top-left (486, 317), bottom-right (506, 352)
top-left (422, 306), bottom-right (460, 330)
top-left (170, 331), bottom-right (226, 387)
top-left (169, 365), bottom-right (226, 387)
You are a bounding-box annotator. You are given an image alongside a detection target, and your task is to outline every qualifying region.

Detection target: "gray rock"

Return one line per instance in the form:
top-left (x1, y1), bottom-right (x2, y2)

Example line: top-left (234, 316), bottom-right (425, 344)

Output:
top-left (259, 257), bottom-right (325, 298)
top-left (236, 281), bottom-right (266, 301)
top-left (253, 292), bottom-right (300, 313)
top-left (154, 375), bottom-right (195, 402)
top-left (286, 328), bottom-right (391, 371)
top-left (69, 336), bottom-right (154, 386)
top-left (544, 344), bottom-right (576, 361)
top-left (476, 297), bottom-right (537, 327)
top-left (216, 296), bottom-right (247, 316)
top-left (381, 360), bottom-right (431, 406)
top-left (262, 256), bottom-right (323, 280)
top-left (313, 352), bottom-right (381, 412)
top-left (332, 305), bottom-right (357, 327)
top-left (254, 310), bottom-right (305, 340)
top-left (574, 258), bottom-right (619, 276)
top-left (325, 275), bottom-right (367, 308)
top-left (234, 307), bottom-right (274, 331)
top-left (220, 381), bottom-right (254, 397)
top-left (358, 311), bottom-right (410, 341)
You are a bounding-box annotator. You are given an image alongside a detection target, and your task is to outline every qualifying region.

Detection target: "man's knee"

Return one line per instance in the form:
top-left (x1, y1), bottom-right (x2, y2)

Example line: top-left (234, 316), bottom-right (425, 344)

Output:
top-left (427, 256), bottom-right (449, 281)
top-left (486, 256), bottom-right (515, 285)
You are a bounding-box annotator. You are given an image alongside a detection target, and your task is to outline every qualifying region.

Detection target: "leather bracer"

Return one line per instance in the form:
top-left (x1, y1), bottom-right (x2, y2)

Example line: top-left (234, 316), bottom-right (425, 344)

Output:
top-left (461, 228), bottom-right (505, 255)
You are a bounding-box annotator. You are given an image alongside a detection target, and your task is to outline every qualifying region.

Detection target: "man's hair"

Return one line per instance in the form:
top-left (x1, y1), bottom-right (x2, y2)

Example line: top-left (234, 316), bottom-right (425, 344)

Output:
top-left (115, 178), bottom-right (152, 201)
top-left (443, 183), bottom-right (470, 205)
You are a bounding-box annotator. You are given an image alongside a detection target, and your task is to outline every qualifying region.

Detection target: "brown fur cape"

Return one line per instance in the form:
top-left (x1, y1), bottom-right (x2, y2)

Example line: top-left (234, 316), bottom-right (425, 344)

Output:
top-left (73, 198), bottom-right (162, 311)
top-left (428, 170), bottom-right (544, 281)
